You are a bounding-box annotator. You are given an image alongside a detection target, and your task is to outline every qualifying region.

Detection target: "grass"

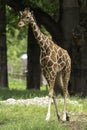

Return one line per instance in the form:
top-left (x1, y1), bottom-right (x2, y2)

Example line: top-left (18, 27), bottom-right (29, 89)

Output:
top-left (0, 104), bottom-right (68, 130)
top-left (84, 124), bottom-right (87, 130)
top-left (0, 79), bottom-right (87, 130)
top-left (0, 78), bottom-right (48, 100)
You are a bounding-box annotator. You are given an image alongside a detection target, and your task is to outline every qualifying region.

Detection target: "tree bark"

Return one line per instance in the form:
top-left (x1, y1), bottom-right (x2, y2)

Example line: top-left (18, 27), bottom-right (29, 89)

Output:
top-left (0, 1), bottom-right (8, 87)
top-left (59, 0), bottom-right (79, 50)
top-left (59, 0), bottom-right (80, 94)
top-left (27, 26), bottom-right (41, 89)
top-left (34, 8), bottom-right (61, 43)
top-left (59, 0), bottom-right (87, 96)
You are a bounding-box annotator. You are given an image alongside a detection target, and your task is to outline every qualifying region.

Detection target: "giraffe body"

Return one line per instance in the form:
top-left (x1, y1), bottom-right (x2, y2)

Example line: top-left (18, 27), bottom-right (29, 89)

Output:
top-left (18, 8), bottom-right (71, 121)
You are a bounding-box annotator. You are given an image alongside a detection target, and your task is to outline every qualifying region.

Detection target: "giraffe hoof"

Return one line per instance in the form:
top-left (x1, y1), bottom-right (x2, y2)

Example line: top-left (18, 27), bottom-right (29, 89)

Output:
top-left (66, 113), bottom-right (70, 121)
top-left (62, 113), bottom-right (70, 122)
top-left (57, 114), bottom-right (61, 121)
top-left (46, 113), bottom-right (50, 121)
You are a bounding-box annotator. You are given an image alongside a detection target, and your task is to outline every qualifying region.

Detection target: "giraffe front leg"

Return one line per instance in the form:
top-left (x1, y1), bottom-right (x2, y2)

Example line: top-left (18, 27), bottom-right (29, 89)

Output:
top-left (62, 95), bottom-right (67, 121)
top-left (53, 96), bottom-right (61, 121)
top-left (46, 97), bottom-right (52, 121)
top-left (46, 85), bottom-right (54, 121)
top-left (48, 85), bottom-right (61, 121)
top-left (62, 91), bottom-right (70, 121)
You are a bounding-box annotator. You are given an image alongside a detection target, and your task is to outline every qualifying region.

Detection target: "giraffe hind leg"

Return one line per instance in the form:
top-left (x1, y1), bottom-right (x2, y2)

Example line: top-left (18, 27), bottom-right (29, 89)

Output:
top-left (56, 72), bottom-right (69, 121)
top-left (62, 72), bottom-right (70, 121)
top-left (47, 83), bottom-right (61, 121)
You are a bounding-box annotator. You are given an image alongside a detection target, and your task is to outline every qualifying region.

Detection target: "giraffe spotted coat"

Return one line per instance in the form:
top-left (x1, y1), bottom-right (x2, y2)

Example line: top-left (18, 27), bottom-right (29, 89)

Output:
top-left (18, 8), bottom-right (71, 121)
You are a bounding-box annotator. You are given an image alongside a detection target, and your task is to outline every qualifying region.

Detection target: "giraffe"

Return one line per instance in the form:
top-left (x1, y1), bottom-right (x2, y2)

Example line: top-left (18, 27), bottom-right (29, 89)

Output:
top-left (18, 8), bottom-right (71, 121)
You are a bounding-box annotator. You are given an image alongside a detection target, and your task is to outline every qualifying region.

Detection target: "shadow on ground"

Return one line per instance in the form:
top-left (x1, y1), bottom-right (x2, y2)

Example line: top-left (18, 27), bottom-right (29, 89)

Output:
top-left (0, 88), bottom-right (47, 100)
top-left (65, 113), bottom-right (87, 130)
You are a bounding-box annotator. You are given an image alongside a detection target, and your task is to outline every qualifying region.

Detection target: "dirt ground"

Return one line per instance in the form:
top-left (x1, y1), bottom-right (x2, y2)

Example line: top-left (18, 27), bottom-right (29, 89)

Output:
top-left (65, 113), bottom-right (87, 130)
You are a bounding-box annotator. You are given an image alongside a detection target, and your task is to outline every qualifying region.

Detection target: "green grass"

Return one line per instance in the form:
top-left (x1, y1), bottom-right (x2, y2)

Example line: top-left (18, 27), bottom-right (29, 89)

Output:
top-left (84, 124), bottom-right (87, 130)
top-left (0, 79), bottom-right (48, 100)
top-left (0, 79), bottom-right (87, 130)
top-left (0, 104), bottom-right (68, 130)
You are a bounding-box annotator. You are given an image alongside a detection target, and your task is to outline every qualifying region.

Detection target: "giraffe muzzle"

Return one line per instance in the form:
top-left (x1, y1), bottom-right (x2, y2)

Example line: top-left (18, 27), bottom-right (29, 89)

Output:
top-left (18, 21), bottom-right (25, 28)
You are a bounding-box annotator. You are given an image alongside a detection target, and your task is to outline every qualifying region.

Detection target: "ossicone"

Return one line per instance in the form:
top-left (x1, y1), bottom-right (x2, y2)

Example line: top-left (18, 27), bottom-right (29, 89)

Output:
top-left (24, 8), bottom-right (30, 11)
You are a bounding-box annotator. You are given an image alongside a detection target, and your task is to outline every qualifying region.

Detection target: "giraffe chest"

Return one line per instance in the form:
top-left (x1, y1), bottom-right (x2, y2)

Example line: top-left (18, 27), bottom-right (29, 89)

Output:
top-left (40, 49), bottom-right (57, 69)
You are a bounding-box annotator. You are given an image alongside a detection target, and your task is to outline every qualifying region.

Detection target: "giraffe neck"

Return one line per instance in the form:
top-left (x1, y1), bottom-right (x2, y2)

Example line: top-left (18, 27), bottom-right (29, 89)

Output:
top-left (30, 17), bottom-right (46, 47)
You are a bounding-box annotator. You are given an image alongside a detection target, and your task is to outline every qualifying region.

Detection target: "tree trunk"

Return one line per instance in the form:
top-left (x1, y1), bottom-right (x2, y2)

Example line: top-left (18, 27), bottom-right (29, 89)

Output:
top-left (59, 0), bottom-right (80, 95)
top-left (59, 0), bottom-right (87, 96)
top-left (27, 26), bottom-right (41, 89)
top-left (59, 0), bottom-right (79, 50)
top-left (34, 8), bottom-right (61, 43)
top-left (0, 1), bottom-right (8, 87)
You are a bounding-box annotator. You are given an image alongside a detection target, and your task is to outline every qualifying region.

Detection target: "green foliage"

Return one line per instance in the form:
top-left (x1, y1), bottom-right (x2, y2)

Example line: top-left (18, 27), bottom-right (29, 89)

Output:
top-left (22, 0), bottom-right (59, 18)
top-left (40, 25), bottom-right (52, 39)
top-left (7, 29), bottom-right (27, 73)
top-left (6, 6), bottom-right (28, 73)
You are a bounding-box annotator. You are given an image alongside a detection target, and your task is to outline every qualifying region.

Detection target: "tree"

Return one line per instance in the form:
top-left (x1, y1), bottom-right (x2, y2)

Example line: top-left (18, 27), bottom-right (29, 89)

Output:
top-left (0, 1), bottom-right (8, 87)
top-left (59, 0), bottom-right (87, 96)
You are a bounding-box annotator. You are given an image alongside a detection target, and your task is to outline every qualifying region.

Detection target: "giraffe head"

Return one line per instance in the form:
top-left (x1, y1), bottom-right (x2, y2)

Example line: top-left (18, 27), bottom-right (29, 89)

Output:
top-left (18, 8), bottom-right (33, 27)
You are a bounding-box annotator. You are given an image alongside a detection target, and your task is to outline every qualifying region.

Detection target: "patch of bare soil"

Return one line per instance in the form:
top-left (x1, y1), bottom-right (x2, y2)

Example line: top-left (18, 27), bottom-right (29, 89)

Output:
top-left (65, 113), bottom-right (87, 130)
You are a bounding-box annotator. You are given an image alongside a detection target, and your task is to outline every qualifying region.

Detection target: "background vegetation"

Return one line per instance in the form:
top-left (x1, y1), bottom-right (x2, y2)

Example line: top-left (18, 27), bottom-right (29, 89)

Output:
top-left (6, 6), bottom-right (27, 74)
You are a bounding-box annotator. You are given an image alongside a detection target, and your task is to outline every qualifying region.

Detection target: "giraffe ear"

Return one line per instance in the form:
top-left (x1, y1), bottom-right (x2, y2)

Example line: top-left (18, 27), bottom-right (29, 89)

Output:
top-left (31, 11), bottom-right (34, 14)
top-left (19, 11), bottom-right (23, 16)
